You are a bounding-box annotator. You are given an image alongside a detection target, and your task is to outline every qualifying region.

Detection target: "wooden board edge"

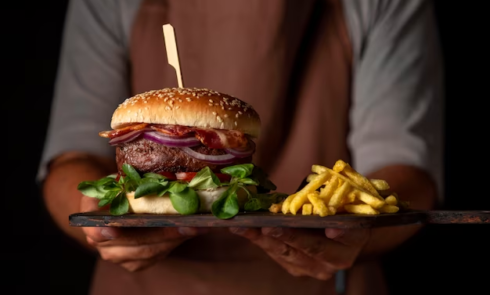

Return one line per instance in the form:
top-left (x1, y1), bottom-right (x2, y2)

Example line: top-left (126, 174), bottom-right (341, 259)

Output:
top-left (69, 211), bottom-right (427, 229)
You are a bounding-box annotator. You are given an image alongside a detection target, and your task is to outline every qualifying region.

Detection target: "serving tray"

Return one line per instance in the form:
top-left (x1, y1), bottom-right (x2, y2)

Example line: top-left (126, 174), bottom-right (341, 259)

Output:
top-left (69, 210), bottom-right (489, 229)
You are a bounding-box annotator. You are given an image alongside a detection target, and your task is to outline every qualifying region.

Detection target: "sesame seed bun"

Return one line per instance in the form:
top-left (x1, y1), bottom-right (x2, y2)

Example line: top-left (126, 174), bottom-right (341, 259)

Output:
top-left (111, 88), bottom-right (261, 138)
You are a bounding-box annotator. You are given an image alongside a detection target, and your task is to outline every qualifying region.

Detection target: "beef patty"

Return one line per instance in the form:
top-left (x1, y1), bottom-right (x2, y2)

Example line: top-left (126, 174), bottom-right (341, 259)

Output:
top-left (116, 138), bottom-right (252, 174)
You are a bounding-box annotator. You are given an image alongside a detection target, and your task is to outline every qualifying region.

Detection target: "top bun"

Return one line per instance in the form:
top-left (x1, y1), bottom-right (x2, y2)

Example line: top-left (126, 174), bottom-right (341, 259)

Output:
top-left (111, 88), bottom-right (261, 138)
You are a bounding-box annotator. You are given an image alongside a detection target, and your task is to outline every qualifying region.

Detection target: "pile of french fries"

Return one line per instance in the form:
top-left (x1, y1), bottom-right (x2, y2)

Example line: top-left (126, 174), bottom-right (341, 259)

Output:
top-left (269, 160), bottom-right (409, 216)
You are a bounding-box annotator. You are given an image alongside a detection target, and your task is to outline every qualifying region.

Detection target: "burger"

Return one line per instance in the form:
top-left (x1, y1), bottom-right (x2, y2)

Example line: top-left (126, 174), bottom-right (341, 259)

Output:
top-left (77, 88), bottom-right (280, 219)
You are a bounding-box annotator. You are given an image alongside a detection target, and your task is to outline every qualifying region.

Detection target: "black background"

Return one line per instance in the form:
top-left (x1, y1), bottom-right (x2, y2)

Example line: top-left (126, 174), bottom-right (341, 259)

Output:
top-left (5, 0), bottom-right (490, 294)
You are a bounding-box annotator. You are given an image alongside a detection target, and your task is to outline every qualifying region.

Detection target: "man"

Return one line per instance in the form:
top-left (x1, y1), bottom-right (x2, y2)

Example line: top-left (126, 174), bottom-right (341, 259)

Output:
top-left (39, 0), bottom-right (443, 294)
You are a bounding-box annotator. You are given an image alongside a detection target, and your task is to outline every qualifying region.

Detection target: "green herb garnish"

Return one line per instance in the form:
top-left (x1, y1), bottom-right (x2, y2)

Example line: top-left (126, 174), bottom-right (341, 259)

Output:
top-left (211, 182), bottom-right (240, 219)
top-left (188, 166), bottom-right (221, 190)
top-left (77, 163), bottom-right (282, 219)
top-left (243, 193), bottom-right (288, 212)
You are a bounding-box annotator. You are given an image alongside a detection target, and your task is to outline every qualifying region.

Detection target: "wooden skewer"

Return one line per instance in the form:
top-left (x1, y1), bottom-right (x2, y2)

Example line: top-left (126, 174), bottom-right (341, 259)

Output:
top-left (162, 24), bottom-right (184, 88)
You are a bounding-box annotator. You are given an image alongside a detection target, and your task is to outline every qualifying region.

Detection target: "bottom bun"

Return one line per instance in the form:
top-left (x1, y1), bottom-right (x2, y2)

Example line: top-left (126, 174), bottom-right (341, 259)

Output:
top-left (126, 186), bottom-right (256, 214)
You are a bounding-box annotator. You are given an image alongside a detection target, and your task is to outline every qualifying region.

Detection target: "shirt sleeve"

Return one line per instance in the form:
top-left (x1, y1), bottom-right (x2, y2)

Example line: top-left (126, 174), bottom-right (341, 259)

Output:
top-left (36, 0), bottom-right (138, 182)
top-left (343, 0), bottom-right (444, 200)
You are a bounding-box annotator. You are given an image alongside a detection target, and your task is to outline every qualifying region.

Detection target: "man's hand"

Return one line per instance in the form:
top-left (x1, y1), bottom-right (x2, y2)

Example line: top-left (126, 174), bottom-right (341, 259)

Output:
top-left (83, 226), bottom-right (207, 272)
top-left (229, 227), bottom-right (370, 280)
top-left (81, 196), bottom-right (208, 272)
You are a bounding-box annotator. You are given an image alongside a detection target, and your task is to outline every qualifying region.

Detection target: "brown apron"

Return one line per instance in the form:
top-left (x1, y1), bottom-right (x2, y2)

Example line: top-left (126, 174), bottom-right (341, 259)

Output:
top-left (89, 1), bottom-right (386, 294)
top-left (129, 0), bottom-right (352, 194)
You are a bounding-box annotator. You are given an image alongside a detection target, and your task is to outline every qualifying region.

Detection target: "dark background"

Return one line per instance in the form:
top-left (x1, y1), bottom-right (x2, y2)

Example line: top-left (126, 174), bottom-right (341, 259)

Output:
top-left (5, 0), bottom-right (490, 294)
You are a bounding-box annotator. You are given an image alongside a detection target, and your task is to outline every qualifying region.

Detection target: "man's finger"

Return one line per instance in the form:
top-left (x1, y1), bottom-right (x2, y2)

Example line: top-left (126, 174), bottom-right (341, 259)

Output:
top-left (266, 254), bottom-right (333, 281)
top-left (84, 227), bottom-right (207, 245)
top-left (261, 227), bottom-right (368, 269)
top-left (324, 228), bottom-right (370, 247)
top-left (98, 241), bottom-right (182, 264)
top-left (230, 227), bottom-right (332, 279)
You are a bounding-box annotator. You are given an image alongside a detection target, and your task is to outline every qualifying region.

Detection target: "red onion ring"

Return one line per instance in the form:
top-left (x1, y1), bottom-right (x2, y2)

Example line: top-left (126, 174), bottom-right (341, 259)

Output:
top-left (224, 139), bottom-right (256, 158)
top-left (109, 129), bottom-right (145, 146)
top-left (181, 147), bottom-right (237, 164)
top-left (143, 131), bottom-right (201, 147)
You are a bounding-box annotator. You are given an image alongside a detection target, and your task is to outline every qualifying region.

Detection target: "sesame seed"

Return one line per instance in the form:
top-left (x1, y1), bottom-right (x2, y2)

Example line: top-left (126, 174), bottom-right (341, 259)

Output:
top-left (224, 114), bottom-right (228, 118)
top-left (212, 112), bottom-right (217, 115)
top-left (238, 111), bottom-right (243, 115)
top-left (186, 97), bottom-right (192, 102)
top-left (235, 121), bottom-right (238, 126)
top-left (165, 106), bottom-right (171, 111)
top-left (176, 106), bottom-right (180, 109)
top-left (208, 103), bottom-right (213, 106)
top-left (209, 99), bottom-right (213, 103)
top-left (236, 114), bottom-right (239, 118)
top-left (217, 116), bottom-right (222, 122)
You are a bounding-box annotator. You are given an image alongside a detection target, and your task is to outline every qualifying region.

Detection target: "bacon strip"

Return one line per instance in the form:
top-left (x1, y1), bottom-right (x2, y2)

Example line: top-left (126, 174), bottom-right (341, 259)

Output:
top-left (149, 124), bottom-right (248, 148)
top-left (194, 129), bottom-right (248, 149)
top-left (99, 123), bottom-right (249, 149)
top-left (99, 123), bottom-right (149, 138)
top-left (150, 124), bottom-right (194, 137)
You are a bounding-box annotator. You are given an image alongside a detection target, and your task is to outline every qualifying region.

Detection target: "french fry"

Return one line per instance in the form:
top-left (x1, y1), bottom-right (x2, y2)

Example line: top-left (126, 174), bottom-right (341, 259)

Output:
top-left (357, 190), bottom-right (385, 209)
top-left (392, 192), bottom-right (410, 210)
top-left (385, 195), bottom-right (398, 206)
top-left (318, 166), bottom-right (386, 209)
top-left (280, 160), bottom-right (408, 217)
top-left (281, 193), bottom-right (296, 214)
top-left (332, 160), bottom-right (383, 200)
top-left (332, 160), bottom-right (348, 173)
top-left (290, 171), bottom-right (330, 214)
top-left (307, 192), bottom-right (329, 217)
top-left (379, 204), bottom-right (399, 213)
top-left (269, 202), bottom-right (283, 213)
top-left (347, 191), bottom-right (357, 203)
top-left (312, 165), bottom-right (328, 174)
top-left (370, 179), bottom-right (390, 191)
top-left (319, 176), bottom-right (338, 202)
top-left (302, 204), bottom-right (313, 215)
top-left (350, 199), bottom-right (365, 205)
top-left (328, 181), bottom-right (351, 209)
top-left (327, 169), bottom-right (384, 201)
top-left (306, 174), bottom-right (318, 182)
top-left (344, 204), bottom-right (379, 215)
